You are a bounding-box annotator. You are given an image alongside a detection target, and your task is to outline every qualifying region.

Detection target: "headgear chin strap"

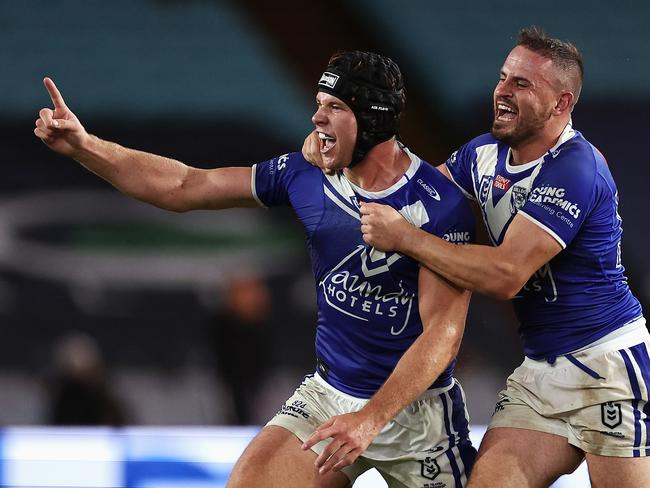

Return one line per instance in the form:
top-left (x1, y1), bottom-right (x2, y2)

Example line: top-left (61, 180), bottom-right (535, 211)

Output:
top-left (317, 53), bottom-right (405, 166)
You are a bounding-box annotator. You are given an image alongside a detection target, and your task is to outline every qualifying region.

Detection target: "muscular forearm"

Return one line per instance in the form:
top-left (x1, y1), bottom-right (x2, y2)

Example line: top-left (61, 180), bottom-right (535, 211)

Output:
top-left (360, 320), bottom-right (462, 428)
top-left (75, 135), bottom-right (193, 211)
top-left (399, 226), bottom-right (521, 299)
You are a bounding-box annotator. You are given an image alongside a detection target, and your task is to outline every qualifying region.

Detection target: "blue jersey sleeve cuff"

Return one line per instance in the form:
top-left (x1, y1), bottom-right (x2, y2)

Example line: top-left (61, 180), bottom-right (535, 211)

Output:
top-left (250, 164), bottom-right (267, 208)
top-left (518, 211), bottom-right (567, 249)
top-left (446, 166), bottom-right (476, 201)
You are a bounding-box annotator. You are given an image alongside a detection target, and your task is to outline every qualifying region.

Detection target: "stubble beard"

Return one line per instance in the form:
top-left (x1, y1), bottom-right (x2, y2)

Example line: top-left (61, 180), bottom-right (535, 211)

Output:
top-left (491, 110), bottom-right (550, 148)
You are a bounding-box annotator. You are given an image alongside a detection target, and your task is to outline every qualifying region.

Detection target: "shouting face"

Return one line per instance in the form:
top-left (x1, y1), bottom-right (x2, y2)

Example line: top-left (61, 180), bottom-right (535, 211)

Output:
top-left (492, 46), bottom-right (562, 149)
top-left (312, 92), bottom-right (358, 172)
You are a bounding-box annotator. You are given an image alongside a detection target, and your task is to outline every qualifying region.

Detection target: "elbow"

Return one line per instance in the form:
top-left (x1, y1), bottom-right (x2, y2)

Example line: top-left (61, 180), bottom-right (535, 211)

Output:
top-left (487, 280), bottom-right (520, 300)
top-left (152, 179), bottom-right (194, 213)
top-left (161, 199), bottom-right (193, 213)
top-left (449, 332), bottom-right (464, 358)
top-left (484, 264), bottom-right (526, 300)
top-left (490, 286), bottom-right (520, 301)
top-left (165, 204), bottom-right (191, 214)
top-left (132, 189), bottom-right (191, 213)
top-left (441, 323), bottom-right (465, 357)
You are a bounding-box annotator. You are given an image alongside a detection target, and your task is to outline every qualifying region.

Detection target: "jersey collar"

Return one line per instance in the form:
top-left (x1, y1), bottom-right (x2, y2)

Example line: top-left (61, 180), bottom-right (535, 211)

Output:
top-left (344, 145), bottom-right (422, 199)
top-left (505, 121), bottom-right (576, 174)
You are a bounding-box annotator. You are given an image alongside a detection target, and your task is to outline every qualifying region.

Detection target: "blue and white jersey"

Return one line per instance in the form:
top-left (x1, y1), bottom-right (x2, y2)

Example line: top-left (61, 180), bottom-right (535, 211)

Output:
top-left (446, 122), bottom-right (643, 359)
top-left (253, 148), bottom-right (475, 398)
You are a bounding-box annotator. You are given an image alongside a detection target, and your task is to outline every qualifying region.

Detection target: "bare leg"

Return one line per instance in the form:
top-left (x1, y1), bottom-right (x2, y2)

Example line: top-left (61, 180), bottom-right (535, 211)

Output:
top-left (586, 453), bottom-right (650, 488)
top-left (467, 427), bottom-right (583, 488)
top-left (227, 425), bottom-right (351, 488)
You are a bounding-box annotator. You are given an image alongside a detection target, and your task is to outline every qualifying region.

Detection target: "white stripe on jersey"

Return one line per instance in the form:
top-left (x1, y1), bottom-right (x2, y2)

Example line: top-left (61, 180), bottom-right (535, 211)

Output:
top-left (399, 200), bottom-right (430, 228)
top-left (324, 185), bottom-right (360, 221)
top-left (473, 143), bottom-right (499, 194)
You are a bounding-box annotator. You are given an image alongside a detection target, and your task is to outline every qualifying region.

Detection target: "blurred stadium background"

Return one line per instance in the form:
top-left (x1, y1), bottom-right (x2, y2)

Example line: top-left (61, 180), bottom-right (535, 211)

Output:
top-left (0, 0), bottom-right (648, 486)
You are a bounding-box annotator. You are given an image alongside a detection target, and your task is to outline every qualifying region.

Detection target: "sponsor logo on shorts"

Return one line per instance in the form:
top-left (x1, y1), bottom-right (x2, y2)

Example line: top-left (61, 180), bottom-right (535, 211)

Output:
top-left (601, 402), bottom-right (623, 429)
top-left (422, 446), bottom-right (445, 454)
top-left (278, 400), bottom-right (310, 420)
top-left (423, 482), bottom-right (446, 488)
top-left (599, 430), bottom-right (625, 439)
top-left (493, 397), bottom-right (511, 414)
top-left (419, 456), bottom-right (441, 481)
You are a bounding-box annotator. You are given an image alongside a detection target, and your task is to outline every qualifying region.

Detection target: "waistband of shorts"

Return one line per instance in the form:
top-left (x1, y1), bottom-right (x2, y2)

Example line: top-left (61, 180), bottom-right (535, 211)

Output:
top-left (522, 316), bottom-right (648, 370)
top-left (311, 372), bottom-right (455, 404)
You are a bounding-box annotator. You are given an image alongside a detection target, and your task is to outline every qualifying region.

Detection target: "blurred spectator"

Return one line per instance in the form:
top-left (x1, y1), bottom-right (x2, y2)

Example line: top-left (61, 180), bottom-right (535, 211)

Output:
top-left (46, 331), bottom-right (128, 426)
top-left (209, 273), bottom-right (272, 425)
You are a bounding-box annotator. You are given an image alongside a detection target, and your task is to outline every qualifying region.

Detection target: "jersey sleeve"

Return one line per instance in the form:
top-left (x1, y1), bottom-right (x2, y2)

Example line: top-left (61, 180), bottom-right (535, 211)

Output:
top-left (444, 142), bottom-right (477, 200)
top-left (419, 193), bottom-right (476, 246)
top-left (251, 152), bottom-right (298, 208)
top-left (518, 151), bottom-right (597, 249)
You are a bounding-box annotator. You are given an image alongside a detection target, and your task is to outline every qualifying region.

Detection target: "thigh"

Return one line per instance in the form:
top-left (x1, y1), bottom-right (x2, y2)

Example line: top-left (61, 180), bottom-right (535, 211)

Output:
top-left (373, 441), bottom-right (476, 488)
top-left (566, 340), bottom-right (650, 456)
top-left (227, 425), bottom-right (350, 488)
top-left (266, 374), bottom-right (371, 482)
top-left (368, 381), bottom-right (477, 488)
top-left (586, 453), bottom-right (650, 488)
top-left (467, 427), bottom-right (583, 488)
top-left (492, 338), bottom-right (650, 458)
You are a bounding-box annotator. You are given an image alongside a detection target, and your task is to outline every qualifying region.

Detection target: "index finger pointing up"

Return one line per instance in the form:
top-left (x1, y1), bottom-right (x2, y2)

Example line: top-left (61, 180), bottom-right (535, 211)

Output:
top-left (43, 77), bottom-right (67, 110)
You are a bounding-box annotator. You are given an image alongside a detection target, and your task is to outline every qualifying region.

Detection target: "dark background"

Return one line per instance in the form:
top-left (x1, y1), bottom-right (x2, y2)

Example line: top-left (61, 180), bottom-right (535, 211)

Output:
top-left (0, 0), bottom-right (648, 425)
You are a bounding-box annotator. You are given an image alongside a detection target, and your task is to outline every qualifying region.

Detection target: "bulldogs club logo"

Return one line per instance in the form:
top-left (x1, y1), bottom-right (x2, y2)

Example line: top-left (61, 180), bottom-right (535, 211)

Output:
top-left (510, 185), bottom-right (529, 213)
top-left (601, 402), bottom-right (622, 429)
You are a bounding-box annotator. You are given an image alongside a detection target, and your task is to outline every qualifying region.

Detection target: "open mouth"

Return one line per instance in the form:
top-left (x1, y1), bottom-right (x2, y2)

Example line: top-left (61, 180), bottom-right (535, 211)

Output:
top-left (495, 102), bottom-right (517, 122)
top-left (318, 131), bottom-right (337, 153)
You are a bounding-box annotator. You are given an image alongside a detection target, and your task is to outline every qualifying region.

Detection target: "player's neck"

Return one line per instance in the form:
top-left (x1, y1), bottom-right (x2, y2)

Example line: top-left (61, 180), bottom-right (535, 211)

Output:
top-left (510, 118), bottom-right (570, 165)
top-left (344, 139), bottom-right (410, 192)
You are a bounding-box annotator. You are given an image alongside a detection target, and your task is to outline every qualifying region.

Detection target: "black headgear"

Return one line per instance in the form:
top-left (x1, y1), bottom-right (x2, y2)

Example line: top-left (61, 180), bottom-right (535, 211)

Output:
top-left (317, 51), bottom-right (405, 166)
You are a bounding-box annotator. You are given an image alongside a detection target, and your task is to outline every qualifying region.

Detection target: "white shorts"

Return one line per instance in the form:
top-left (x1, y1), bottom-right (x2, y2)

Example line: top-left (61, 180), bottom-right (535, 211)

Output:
top-left (267, 373), bottom-right (476, 487)
top-left (489, 317), bottom-right (650, 457)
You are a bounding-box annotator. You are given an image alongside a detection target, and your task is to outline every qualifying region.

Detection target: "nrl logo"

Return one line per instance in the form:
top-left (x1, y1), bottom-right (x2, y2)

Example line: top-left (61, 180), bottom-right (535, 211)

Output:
top-left (319, 71), bottom-right (339, 89)
top-left (419, 456), bottom-right (441, 480)
top-left (478, 175), bottom-right (494, 207)
top-left (601, 402), bottom-right (622, 429)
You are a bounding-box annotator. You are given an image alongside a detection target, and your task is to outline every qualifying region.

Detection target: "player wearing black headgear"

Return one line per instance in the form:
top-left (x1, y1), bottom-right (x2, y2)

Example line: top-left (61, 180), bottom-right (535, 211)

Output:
top-left (36, 49), bottom-right (476, 488)
top-left (316, 50), bottom-right (405, 167)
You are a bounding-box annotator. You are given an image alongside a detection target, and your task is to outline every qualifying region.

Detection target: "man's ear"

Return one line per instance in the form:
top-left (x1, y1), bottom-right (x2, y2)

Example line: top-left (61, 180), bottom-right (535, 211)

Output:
top-left (554, 92), bottom-right (574, 115)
